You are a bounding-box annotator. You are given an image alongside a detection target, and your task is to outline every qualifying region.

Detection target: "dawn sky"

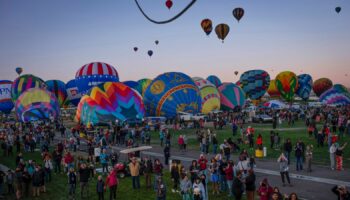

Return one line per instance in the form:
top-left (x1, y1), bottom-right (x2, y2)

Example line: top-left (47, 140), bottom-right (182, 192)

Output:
top-left (0, 0), bottom-right (349, 86)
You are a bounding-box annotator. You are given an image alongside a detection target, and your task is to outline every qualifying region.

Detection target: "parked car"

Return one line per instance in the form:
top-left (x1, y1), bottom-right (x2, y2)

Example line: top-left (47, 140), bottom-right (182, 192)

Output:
top-left (252, 114), bottom-right (273, 123)
top-left (177, 112), bottom-right (193, 121)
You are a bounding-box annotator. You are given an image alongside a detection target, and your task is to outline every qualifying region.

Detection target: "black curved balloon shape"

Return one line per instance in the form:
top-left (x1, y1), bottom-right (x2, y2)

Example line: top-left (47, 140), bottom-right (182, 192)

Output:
top-left (134, 0), bottom-right (197, 24)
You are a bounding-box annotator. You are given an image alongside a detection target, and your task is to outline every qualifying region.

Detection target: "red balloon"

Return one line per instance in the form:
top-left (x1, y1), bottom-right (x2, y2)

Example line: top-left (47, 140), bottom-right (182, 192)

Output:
top-left (165, 0), bottom-right (173, 10)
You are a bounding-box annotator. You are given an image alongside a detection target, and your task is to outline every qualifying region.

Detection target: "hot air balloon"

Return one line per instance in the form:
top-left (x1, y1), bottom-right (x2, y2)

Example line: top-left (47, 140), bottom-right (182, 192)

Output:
top-left (193, 77), bottom-right (220, 114)
top-left (144, 72), bottom-right (202, 117)
top-left (75, 62), bottom-right (119, 95)
top-left (147, 50), bottom-right (153, 57)
top-left (275, 71), bottom-right (298, 101)
top-left (123, 81), bottom-right (140, 92)
top-left (312, 78), bottom-right (333, 97)
top-left (239, 70), bottom-right (270, 100)
top-left (215, 24), bottom-right (230, 43)
top-left (320, 88), bottom-right (350, 106)
top-left (296, 74), bottom-right (313, 101)
top-left (15, 88), bottom-right (60, 122)
top-left (155, 40), bottom-right (159, 45)
top-left (138, 78), bottom-right (152, 96)
top-left (232, 7), bottom-right (244, 22)
top-left (267, 80), bottom-right (280, 98)
top-left (133, 47), bottom-right (138, 52)
top-left (45, 80), bottom-right (67, 107)
top-left (200, 19), bottom-right (213, 36)
top-left (0, 80), bottom-right (14, 114)
top-left (15, 67), bottom-right (23, 76)
top-left (335, 7), bottom-right (341, 13)
top-left (206, 75), bottom-right (222, 88)
top-left (218, 83), bottom-right (246, 111)
top-left (76, 82), bottom-right (145, 125)
top-left (234, 71), bottom-right (239, 76)
top-left (165, 0), bottom-right (173, 10)
top-left (11, 74), bottom-right (46, 103)
top-left (333, 84), bottom-right (349, 94)
top-left (65, 79), bottom-right (82, 107)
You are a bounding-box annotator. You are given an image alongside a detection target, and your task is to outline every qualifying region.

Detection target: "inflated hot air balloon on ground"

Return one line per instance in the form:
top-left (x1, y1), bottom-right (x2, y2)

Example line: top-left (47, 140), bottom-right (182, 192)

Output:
top-left (313, 78), bottom-right (333, 97)
top-left (215, 23), bottom-right (230, 43)
top-left (333, 84), bottom-right (349, 94)
top-left (123, 81), bottom-right (140, 92)
top-left (0, 80), bottom-right (14, 114)
top-left (45, 80), bottom-right (67, 107)
top-left (15, 67), bottom-right (23, 76)
top-left (65, 79), bottom-right (82, 107)
top-left (320, 88), bottom-right (350, 106)
top-left (201, 19), bottom-right (213, 36)
top-left (275, 71), bottom-right (298, 101)
top-left (144, 72), bottom-right (202, 117)
top-left (11, 74), bottom-right (46, 103)
top-left (76, 82), bottom-right (145, 125)
top-left (138, 78), bottom-right (152, 96)
top-left (15, 88), bottom-right (60, 122)
top-left (267, 80), bottom-right (280, 98)
top-left (206, 75), bottom-right (222, 88)
top-left (239, 70), bottom-right (270, 100)
top-left (193, 77), bottom-right (220, 114)
top-left (296, 74), bottom-right (313, 101)
top-left (232, 7), bottom-right (244, 22)
top-left (75, 62), bottom-right (119, 95)
top-left (218, 83), bottom-right (246, 111)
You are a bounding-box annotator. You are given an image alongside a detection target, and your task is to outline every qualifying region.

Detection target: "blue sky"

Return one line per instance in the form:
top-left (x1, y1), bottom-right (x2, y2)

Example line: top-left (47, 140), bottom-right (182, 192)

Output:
top-left (0, 0), bottom-right (349, 86)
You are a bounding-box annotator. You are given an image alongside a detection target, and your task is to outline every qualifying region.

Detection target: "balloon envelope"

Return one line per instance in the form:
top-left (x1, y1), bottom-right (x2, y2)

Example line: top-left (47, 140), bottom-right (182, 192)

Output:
top-left (296, 74), bottom-right (313, 100)
top-left (144, 72), bottom-right (202, 117)
top-left (45, 80), bottom-right (67, 107)
top-left (15, 67), bottom-right (23, 76)
top-left (206, 75), bottom-right (222, 88)
top-left (215, 24), bottom-right (230, 42)
top-left (239, 70), bottom-right (270, 100)
top-left (15, 88), bottom-right (60, 122)
top-left (11, 74), bottom-right (46, 103)
top-left (232, 7), bottom-right (244, 22)
top-left (218, 83), bottom-right (246, 111)
top-left (336, 7), bottom-right (341, 13)
top-left (65, 79), bottom-right (82, 107)
top-left (193, 77), bottom-right (220, 114)
top-left (275, 71), bottom-right (298, 101)
top-left (267, 80), bottom-right (280, 98)
top-left (320, 88), bottom-right (350, 106)
top-left (75, 62), bottom-right (119, 95)
top-left (0, 80), bottom-right (14, 114)
top-left (138, 78), bottom-right (152, 96)
top-left (201, 19), bottom-right (213, 35)
top-left (313, 78), bottom-right (333, 97)
top-left (147, 50), bottom-right (153, 57)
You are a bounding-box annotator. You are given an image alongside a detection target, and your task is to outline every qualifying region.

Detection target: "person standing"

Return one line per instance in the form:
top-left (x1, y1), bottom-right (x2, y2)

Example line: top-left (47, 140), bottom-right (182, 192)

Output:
top-left (336, 142), bottom-right (348, 171)
top-left (129, 157), bottom-right (140, 189)
top-left (164, 144), bottom-right (170, 166)
top-left (180, 175), bottom-right (192, 200)
top-left (155, 176), bottom-right (167, 200)
top-left (105, 170), bottom-right (118, 200)
top-left (232, 171), bottom-right (244, 200)
top-left (96, 175), bottom-right (105, 200)
top-left (257, 178), bottom-right (273, 200)
top-left (212, 134), bottom-right (218, 154)
top-left (100, 149), bottom-right (109, 174)
top-left (305, 145), bottom-right (313, 172)
top-left (224, 161), bottom-right (234, 197)
top-left (245, 169), bottom-right (256, 200)
top-left (294, 142), bottom-right (303, 171)
top-left (67, 167), bottom-right (77, 199)
top-left (143, 157), bottom-right (153, 189)
top-left (79, 163), bottom-right (90, 198)
top-left (283, 139), bottom-right (292, 165)
top-left (170, 162), bottom-right (180, 193)
top-left (330, 143), bottom-right (337, 170)
top-left (278, 153), bottom-right (291, 186)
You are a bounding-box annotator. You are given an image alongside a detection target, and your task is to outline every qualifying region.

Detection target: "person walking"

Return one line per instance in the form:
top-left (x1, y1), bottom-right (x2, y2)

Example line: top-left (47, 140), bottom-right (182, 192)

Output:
top-left (278, 153), bottom-right (291, 186)
top-left (305, 145), bottom-right (313, 172)
top-left (129, 157), bottom-right (140, 189)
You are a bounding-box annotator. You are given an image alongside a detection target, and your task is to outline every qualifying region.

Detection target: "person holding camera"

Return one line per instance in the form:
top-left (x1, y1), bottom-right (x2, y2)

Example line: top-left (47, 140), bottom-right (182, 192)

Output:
top-left (332, 185), bottom-right (350, 200)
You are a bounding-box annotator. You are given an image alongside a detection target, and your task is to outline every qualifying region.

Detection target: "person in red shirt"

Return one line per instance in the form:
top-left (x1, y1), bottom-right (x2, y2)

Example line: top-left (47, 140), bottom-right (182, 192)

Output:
top-left (256, 134), bottom-right (263, 150)
top-left (257, 178), bottom-right (273, 200)
top-left (225, 161), bottom-right (234, 197)
top-left (64, 151), bottom-right (74, 172)
top-left (178, 135), bottom-right (184, 151)
top-left (198, 154), bottom-right (208, 172)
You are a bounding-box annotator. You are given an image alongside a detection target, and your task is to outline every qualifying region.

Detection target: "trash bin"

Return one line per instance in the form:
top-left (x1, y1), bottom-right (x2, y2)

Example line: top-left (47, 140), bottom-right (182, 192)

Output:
top-left (263, 146), bottom-right (267, 157)
top-left (255, 149), bottom-right (263, 158)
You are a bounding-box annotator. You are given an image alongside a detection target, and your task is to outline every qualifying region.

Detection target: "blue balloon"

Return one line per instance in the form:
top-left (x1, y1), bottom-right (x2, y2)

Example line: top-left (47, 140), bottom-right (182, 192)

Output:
top-left (144, 72), bottom-right (202, 117)
top-left (123, 81), bottom-right (141, 93)
top-left (239, 70), bottom-right (270, 100)
top-left (296, 74), bottom-right (313, 100)
top-left (320, 88), bottom-right (350, 106)
top-left (0, 80), bottom-right (14, 114)
top-left (206, 75), bottom-right (222, 88)
top-left (66, 80), bottom-right (82, 106)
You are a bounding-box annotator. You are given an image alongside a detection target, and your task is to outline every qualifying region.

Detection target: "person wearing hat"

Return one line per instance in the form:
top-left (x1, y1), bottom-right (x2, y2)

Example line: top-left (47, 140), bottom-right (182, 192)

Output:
top-left (129, 157), bottom-right (140, 189)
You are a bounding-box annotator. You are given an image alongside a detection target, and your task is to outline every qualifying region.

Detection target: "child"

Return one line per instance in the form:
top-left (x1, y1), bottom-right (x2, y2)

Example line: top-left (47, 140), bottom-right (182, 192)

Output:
top-left (96, 175), bottom-right (105, 200)
top-left (67, 167), bottom-right (77, 199)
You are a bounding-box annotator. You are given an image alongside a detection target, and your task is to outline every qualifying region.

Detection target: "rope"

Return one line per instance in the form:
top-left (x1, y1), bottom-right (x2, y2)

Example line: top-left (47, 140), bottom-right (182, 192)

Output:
top-left (134, 0), bottom-right (197, 24)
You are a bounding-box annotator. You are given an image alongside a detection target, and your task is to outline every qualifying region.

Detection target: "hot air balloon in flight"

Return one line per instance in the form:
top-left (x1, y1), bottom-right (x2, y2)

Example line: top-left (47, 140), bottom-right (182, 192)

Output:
top-left (335, 7), bottom-right (341, 13)
top-left (133, 47), bottom-right (138, 52)
top-left (232, 7), bottom-right (245, 22)
top-left (165, 0), bottom-right (173, 10)
top-left (45, 80), bottom-right (67, 107)
top-left (138, 78), bottom-right (152, 96)
top-left (65, 79), bottom-right (82, 107)
top-left (147, 50), bottom-right (153, 57)
top-left (206, 75), bottom-right (222, 88)
top-left (275, 71), bottom-right (298, 101)
top-left (75, 62), bottom-right (119, 95)
top-left (215, 24), bottom-right (230, 43)
top-left (193, 77), bottom-right (220, 114)
top-left (201, 19), bottom-right (213, 36)
top-left (218, 83), bottom-right (246, 111)
top-left (144, 72), bottom-right (202, 117)
top-left (155, 40), bottom-right (159, 45)
top-left (15, 67), bottom-right (23, 76)
top-left (234, 71), bottom-right (239, 76)
top-left (239, 70), bottom-right (270, 100)
top-left (0, 80), bottom-right (14, 114)
top-left (296, 74), bottom-right (313, 101)
top-left (15, 88), bottom-right (60, 122)
top-left (11, 74), bottom-right (46, 103)
top-left (312, 78), bottom-right (333, 97)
